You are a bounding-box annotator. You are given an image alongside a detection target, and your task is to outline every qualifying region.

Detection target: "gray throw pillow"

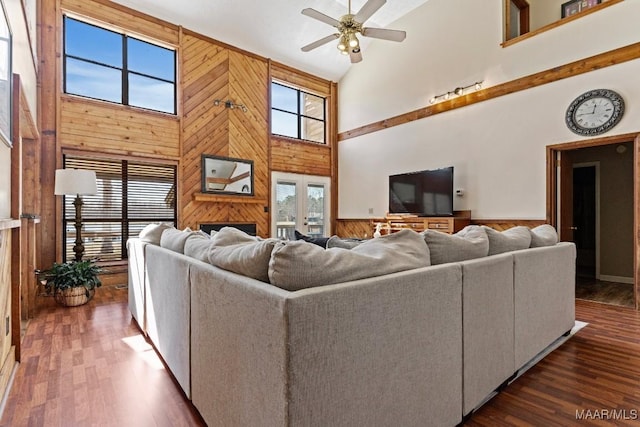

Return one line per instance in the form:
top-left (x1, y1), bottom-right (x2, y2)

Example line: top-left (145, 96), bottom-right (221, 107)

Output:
top-left (160, 227), bottom-right (194, 253)
top-left (208, 227), bottom-right (278, 282)
top-left (529, 224), bottom-right (558, 247)
top-left (422, 225), bottom-right (489, 265)
top-left (184, 233), bottom-right (213, 263)
top-left (326, 236), bottom-right (365, 249)
top-left (482, 226), bottom-right (532, 255)
top-left (268, 229), bottom-right (430, 291)
top-left (139, 223), bottom-right (172, 245)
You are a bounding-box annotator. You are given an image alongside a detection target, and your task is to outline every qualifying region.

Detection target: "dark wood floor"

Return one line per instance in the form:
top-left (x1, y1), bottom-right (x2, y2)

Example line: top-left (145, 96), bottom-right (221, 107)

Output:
top-left (576, 277), bottom-right (634, 308)
top-left (2, 286), bottom-right (640, 426)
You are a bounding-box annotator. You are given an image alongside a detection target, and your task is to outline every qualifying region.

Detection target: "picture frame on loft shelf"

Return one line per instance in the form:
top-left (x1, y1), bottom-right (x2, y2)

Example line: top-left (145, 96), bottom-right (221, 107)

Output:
top-left (561, 0), bottom-right (601, 18)
top-left (0, 0), bottom-right (12, 148)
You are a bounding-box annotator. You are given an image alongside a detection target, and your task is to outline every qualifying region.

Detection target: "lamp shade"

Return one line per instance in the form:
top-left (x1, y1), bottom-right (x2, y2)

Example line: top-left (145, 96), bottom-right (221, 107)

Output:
top-left (54, 169), bottom-right (97, 196)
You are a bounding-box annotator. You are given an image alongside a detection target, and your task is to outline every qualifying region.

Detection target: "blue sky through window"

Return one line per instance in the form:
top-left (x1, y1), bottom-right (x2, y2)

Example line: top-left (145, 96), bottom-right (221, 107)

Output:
top-left (64, 16), bottom-right (176, 114)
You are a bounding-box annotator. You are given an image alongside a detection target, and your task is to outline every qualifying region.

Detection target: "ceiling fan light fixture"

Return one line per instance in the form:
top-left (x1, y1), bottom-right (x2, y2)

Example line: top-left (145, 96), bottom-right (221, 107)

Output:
top-left (337, 35), bottom-right (348, 51)
top-left (348, 33), bottom-right (359, 48)
top-left (340, 49), bottom-right (349, 55)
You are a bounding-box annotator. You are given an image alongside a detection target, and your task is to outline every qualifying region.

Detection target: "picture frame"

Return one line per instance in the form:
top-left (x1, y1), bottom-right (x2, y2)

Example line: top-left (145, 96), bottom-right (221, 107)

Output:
top-left (561, 0), bottom-right (601, 18)
top-left (0, 0), bottom-right (12, 148)
top-left (201, 154), bottom-right (254, 196)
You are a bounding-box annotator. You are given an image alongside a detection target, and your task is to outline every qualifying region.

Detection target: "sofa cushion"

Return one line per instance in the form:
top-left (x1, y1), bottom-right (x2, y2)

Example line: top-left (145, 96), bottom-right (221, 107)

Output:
top-left (160, 227), bottom-right (194, 253)
top-left (326, 236), bottom-right (365, 249)
top-left (422, 225), bottom-right (489, 265)
top-left (184, 233), bottom-right (213, 263)
top-left (269, 229), bottom-right (430, 291)
top-left (483, 226), bottom-right (532, 255)
top-left (294, 230), bottom-right (329, 248)
top-left (208, 227), bottom-right (278, 282)
top-left (529, 224), bottom-right (558, 248)
top-left (139, 223), bottom-right (172, 245)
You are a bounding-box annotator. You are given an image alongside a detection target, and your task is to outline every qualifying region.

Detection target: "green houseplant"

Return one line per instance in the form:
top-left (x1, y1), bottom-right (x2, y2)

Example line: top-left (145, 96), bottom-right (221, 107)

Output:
top-left (41, 260), bottom-right (103, 307)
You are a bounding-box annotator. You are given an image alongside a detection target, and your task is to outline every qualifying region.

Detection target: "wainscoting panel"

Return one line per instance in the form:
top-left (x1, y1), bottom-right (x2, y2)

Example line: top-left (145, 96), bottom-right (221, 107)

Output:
top-left (335, 218), bottom-right (547, 238)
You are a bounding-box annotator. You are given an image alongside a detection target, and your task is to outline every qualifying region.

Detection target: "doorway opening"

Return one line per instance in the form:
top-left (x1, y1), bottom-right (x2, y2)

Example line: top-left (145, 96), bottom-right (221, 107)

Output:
top-left (547, 134), bottom-right (639, 309)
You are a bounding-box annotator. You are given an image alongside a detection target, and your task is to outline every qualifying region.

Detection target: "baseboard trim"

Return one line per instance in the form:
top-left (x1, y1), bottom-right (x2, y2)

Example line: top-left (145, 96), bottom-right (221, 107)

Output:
top-left (598, 275), bottom-right (634, 285)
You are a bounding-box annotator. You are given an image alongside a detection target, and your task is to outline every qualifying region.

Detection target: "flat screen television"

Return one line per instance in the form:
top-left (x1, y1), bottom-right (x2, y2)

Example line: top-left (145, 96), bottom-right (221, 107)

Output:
top-left (389, 166), bottom-right (454, 216)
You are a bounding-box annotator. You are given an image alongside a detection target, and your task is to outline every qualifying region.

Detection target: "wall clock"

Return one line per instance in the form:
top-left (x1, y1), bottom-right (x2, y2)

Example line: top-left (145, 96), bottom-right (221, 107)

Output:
top-left (565, 89), bottom-right (624, 136)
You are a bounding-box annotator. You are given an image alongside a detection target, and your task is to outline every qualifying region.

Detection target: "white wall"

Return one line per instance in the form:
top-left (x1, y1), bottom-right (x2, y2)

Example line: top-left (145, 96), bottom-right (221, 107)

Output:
top-left (530, 0), bottom-right (565, 31)
top-left (337, 0), bottom-right (640, 219)
top-left (0, 0), bottom-right (38, 218)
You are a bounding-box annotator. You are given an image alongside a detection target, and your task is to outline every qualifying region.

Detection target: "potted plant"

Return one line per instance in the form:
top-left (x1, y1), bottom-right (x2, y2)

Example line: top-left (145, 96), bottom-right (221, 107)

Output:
top-left (41, 259), bottom-right (103, 307)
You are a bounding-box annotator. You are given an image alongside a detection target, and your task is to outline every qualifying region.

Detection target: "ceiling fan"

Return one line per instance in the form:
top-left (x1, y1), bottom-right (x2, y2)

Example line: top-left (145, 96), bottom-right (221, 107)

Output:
top-left (301, 0), bottom-right (407, 63)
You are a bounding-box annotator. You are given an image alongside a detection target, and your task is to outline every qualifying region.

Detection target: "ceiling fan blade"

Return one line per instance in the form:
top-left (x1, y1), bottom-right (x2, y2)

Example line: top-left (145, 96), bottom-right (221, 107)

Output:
top-left (354, 0), bottom-right (386, 24)
top-left (301, 8), bottom-right (341, 28)
top-left (350, 49), bottom-right (363, 64)
top-left (301, 33), bottom-right (340, 52)
top-left (362, 27), bottom-right (406, 42)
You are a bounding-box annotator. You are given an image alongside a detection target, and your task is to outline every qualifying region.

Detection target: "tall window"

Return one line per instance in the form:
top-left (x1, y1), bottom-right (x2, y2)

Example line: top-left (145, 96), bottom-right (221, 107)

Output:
top-left (271, 82), bottom-right (326, 144)
top-left (63, 16), bottom-right (176, 114)
top-left (62, 155), bottom-right (177, 262)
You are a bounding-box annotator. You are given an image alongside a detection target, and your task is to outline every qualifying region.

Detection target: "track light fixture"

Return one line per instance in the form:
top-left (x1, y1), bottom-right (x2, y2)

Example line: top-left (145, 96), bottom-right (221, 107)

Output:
top-left (429, 81), bottom-right (483, 105)
top-left (213, 99), bottom-right (248, 112)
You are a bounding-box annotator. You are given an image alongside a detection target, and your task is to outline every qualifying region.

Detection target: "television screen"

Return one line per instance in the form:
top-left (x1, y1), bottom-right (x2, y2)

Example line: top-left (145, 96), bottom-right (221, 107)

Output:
top-left (389, 167), bottom-right (454, 216)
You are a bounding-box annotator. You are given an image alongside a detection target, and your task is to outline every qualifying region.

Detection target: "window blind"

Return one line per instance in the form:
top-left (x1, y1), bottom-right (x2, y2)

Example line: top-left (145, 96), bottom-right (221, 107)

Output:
top-left (63, 155), bottom-right (176, 262)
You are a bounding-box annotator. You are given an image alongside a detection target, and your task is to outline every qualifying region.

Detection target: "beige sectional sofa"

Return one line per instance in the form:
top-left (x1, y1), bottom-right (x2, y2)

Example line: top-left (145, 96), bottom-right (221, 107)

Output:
top-left (127, 225), bottom-right (575, 427)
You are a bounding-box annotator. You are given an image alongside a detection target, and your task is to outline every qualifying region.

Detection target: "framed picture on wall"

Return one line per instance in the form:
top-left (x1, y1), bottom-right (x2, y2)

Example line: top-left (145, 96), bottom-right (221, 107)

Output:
top-left (0, 0), bottom-right (12, 148)
top-left (561, 0), bottom-right (602, 18)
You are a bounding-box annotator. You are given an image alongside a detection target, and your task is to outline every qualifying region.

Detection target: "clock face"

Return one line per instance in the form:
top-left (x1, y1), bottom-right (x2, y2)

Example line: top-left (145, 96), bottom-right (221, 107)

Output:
top-left (566, 89), bottom-right (624, 136)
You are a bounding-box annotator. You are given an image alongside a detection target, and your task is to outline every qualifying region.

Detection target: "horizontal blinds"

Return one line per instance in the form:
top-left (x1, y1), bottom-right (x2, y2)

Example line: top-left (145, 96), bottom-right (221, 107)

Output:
top-left (62, 155), bottom-right (176, 261)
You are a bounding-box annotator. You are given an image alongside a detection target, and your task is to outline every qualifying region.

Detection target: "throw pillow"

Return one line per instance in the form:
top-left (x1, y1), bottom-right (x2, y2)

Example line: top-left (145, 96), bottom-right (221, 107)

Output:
top-left (325, 236), bottom-right (365, 249)
top-left (160, 227), bottom-right (195, 254)
top-left (208, 227), bottom-right (278, 282)
top-left (422, 225), bottom-right (489, 265)
top-left (529, 224), bottom-right (559, 247)
top-left (294, 230), bottom-right (329, 248)
top-left (268, 229), bottom-right (430, 291)
top-left (139, 223), bottom-right (172, 245)
top-left (482, 225), bottom-right (532, 255)
top-left (184, 233), bottom-right (213, 263)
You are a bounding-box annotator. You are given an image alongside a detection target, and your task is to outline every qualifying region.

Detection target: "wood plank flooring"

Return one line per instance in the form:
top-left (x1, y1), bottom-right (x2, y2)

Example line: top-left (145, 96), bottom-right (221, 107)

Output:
top-left (1, 287), bottom-right (639, 426)
top-left (576, 278), bottom-right (634, 308)
top-left (0, 286), bottom-right (205, 427)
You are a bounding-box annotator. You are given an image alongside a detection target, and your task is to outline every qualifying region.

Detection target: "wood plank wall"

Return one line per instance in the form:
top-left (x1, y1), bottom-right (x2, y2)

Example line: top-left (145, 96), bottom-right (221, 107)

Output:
top-left (37, 0), bottom-right (335, 265)
top-left (181, 33), bottom-right (270, 235)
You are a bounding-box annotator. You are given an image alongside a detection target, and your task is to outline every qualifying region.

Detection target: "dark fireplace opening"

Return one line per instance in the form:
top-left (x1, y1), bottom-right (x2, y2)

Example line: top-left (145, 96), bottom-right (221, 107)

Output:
top-left (199, 223), bottom-right (257, 236)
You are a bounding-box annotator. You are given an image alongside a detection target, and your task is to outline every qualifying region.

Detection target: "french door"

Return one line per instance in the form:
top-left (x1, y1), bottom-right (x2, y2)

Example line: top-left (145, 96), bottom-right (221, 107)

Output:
top-left (271, 172), bottom-right (331, 239)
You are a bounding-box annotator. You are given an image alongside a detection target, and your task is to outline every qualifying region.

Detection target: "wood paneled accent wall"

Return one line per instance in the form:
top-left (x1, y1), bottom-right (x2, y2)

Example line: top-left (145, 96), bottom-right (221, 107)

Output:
top-left (38, 0), bottom-right (336, 265)
top-left (181, 32), bottom-right (270, 235)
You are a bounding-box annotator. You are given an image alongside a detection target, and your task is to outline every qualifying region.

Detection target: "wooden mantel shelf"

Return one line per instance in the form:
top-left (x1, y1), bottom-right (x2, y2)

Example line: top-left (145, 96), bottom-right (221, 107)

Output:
top-left (192, 193), bottom-right (267, 204)
top-left (0, 219), bottom-right (21, 230)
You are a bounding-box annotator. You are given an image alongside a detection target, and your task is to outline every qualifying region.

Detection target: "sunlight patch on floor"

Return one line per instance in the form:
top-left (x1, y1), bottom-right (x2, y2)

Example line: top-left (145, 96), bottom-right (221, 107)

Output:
top-left (121, 335), bottom-right (165, 370)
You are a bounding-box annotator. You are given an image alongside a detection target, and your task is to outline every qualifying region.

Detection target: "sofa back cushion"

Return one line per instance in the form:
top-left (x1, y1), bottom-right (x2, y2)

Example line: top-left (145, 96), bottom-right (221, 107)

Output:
top-left (139, 223), bottom-right (172, 245)
top-left (184, 233), bottom-right (213, 263)
top-left (482, 226), bottom-right (532, 255)
top-left (160, 227), bottom-right (195, 254)
top-left (208, 227), bottom-right (278, 282)
top-left (422, 225), bottom-right (489, 265)
top-left (269, 229), bottom-right (430, 291)
top-left (529, 224), bottom-right (559, 248)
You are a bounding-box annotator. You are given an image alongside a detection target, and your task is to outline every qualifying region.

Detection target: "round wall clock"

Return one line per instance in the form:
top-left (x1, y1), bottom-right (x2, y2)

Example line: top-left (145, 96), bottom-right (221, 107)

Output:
top-left (565, 89), bottom-right (624, 136)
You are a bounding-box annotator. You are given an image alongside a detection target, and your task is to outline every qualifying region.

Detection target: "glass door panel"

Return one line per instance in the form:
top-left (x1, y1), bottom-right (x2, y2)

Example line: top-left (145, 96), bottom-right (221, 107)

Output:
top-left (306, 184), bottom-right (325, 237)
top-left (275, 181), bottom-right (297, 240)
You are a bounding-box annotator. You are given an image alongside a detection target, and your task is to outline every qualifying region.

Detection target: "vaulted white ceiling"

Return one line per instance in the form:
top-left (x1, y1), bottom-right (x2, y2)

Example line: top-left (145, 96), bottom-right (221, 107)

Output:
top-left (111, 0), bottom-right (429, 81)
